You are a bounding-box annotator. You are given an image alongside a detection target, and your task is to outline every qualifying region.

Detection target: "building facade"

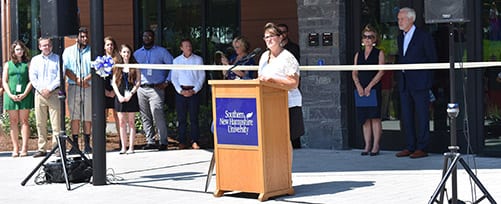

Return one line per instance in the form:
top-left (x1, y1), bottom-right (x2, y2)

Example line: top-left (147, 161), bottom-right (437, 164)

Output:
top-left (1, 0), bottom-right (500, 156)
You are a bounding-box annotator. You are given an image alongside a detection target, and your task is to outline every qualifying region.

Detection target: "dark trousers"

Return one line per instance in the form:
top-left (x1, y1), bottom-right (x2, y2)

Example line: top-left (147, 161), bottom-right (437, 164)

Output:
top-left (175, 92), bottom-right (200, 145)
top-left (400, 88), bottom-right (430, 151)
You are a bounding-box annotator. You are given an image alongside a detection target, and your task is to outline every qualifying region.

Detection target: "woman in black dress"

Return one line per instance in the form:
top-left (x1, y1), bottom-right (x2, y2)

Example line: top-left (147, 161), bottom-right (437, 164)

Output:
top-left (352, 24), bottom-right (385, 156)
top-left (111, 44), bottom-right (141, 154)
top-left (104, 36), bottom-right (120, 136)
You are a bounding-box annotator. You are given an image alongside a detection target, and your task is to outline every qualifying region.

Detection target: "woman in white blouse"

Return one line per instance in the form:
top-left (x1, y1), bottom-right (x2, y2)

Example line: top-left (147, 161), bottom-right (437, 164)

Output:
top-left (258, 22), bottom-right (305, 152)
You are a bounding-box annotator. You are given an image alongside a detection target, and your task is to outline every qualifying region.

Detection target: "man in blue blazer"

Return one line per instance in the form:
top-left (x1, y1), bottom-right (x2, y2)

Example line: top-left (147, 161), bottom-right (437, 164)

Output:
top-left (395, 7), bottom-right (437, 158)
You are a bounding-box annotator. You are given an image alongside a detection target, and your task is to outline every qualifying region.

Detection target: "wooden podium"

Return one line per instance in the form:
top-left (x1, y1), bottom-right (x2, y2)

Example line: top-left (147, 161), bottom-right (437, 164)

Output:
top-left (209, 79), bottom-right (294, 201)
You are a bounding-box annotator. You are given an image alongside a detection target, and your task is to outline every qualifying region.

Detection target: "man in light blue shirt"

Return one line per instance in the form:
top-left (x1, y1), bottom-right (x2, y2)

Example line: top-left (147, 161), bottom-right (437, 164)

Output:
top-left (171, 38), bottom-right (205, 149)
top-left (133, 30), bottom-right (173, 150)
top-left (29, 37), bottom-right (62, 158)
top-left (63, 27), bottom-right (93, 154)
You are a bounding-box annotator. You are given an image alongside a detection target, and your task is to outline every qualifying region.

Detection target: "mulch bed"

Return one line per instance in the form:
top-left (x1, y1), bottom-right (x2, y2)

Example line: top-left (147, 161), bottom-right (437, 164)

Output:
top-left (0, 130), bottom-right (211, 153)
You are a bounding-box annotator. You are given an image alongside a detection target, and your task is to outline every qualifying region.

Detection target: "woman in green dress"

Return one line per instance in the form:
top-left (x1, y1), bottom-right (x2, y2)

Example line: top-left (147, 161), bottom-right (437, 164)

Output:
top-left (2, 40), bottom-right (34, 157)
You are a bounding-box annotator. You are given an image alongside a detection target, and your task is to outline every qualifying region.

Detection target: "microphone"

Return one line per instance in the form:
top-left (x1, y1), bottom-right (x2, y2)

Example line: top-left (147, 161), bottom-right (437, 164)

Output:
top-left (237, 48), bottom-right (262, 64)
top-left (226, 48), bottom-right (262, 79)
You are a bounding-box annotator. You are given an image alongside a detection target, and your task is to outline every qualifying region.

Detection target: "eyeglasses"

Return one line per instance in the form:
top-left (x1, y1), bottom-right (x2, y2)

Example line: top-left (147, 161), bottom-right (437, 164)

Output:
top-left (262, 35), bottom-right (278, 40)
top-left (362, 34), bottom-right (375, 40)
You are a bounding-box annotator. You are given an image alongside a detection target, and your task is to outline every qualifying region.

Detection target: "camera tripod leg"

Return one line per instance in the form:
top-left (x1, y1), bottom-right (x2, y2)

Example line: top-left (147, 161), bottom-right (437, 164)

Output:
top-left (21, 143), bottom-right (59, 186)
top-left (437, 155), bottom-right (453, 203)
top-left (458, 158), bottom-right (497, 203)
top-left (21, 135), bottom-right (75, 190)
top-left (429, 154), bottom-right (497, 204)
top-left (428, 154), bottom-right (461, 204)
top-left (57, 136), bottom-right (71, 190)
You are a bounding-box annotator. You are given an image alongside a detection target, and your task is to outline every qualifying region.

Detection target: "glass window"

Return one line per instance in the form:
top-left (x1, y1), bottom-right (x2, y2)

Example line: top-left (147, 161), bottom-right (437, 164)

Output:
top-left (162, 0), bottom-right (203, 55)
top-left (206, 0), bottom-right (239, 64)
top-left (138, 0), bottom-right (158, 43)
top-left (137, 0), bottom-right (239, 63)
top-left (483, 0), bottom-right (501, 153)
top-left (18, 0), bottom-right (40, 55)
top-left (357, 0), bottom-right (454, 153)
top-left (360, 0), bottom-right (402, 126)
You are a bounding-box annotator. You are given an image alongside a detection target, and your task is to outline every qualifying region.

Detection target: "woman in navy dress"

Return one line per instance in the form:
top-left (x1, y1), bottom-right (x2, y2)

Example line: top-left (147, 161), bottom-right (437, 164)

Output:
top-left (111, 44), bottom-right (141, 154)
top-left (352, 24), bottom-right (385, 156)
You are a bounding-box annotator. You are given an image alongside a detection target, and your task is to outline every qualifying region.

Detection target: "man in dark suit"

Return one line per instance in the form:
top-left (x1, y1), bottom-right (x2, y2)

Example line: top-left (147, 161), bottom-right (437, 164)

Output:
top-left (395, 7), bottom-right (437, 159)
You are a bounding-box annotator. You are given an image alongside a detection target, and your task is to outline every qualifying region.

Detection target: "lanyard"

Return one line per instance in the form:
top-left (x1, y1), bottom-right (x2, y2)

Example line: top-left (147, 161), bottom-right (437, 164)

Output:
top-left (123, 72), bottom-right (129, 90)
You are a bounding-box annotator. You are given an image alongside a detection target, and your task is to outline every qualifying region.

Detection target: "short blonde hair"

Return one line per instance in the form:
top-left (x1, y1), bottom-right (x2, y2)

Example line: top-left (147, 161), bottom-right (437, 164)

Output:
top-left (361, 24), bottom-right (379, 44)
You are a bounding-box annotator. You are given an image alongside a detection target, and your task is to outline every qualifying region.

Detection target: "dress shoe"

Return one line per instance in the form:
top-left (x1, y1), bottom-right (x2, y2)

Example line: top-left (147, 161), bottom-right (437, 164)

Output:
top-left (395, 149), bottom-right (413, 157)
top-left (119, 150), bottom-right (126, 155)
top-left (158, 144), bottom-right (168, 151)
top-left (410, 150), bottom-right (428, 159)
top-left (361, 151), bottom-right (369, 156)
top-left (178, 143), bottom-right (189, 150)
top-left (167, 136), bottom-right (179, 144)
top-left (191, 142), bottom-right (200, 150)
top-left (32, 151), bottom-right (46, 158)
top-left (142, 144), bottom-right (158, 150)
top-left (370, 151), bottom-right (380, 156)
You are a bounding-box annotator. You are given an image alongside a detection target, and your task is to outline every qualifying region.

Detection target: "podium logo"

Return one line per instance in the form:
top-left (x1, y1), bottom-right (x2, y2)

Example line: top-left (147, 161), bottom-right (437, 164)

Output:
top-left (219, 110), bottom-right (255, 135)
top-left (215, 98), bottom-right (258, 146)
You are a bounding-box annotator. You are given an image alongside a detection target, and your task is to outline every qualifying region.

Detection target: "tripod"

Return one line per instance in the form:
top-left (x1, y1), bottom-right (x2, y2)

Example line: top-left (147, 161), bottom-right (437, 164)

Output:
top-left (20, 37), bottom-right (91, 190)
top-left (428, 23), bottom-right (496, 204)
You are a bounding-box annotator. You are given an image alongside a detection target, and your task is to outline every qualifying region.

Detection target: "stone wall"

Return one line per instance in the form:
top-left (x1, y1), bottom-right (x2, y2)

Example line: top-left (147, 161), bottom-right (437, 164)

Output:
top-left (297, 0), bottom-right (350, 149)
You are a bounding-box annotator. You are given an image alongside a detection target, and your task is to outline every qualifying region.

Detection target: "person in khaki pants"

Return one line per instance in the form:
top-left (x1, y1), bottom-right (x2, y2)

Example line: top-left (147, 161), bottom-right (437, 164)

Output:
top-left (28, 37), bottom-right (61, 158)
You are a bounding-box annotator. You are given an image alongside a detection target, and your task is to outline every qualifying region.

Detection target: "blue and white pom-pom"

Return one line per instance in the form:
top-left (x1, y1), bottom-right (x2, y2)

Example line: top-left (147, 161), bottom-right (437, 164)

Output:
top-left (92, 55), bottom-right (114, 78)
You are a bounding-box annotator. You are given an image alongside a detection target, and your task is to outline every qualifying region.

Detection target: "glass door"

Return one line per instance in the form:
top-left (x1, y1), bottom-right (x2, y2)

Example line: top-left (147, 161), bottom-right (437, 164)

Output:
top-left (483, 0), bottom-right (501, 156)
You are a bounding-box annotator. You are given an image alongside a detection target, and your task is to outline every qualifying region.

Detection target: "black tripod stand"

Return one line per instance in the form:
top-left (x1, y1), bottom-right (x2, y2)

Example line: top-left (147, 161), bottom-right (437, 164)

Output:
top-left (428, 23), bottom-right (496, 204)
top-left (20, 37), bottom-right (91, 190)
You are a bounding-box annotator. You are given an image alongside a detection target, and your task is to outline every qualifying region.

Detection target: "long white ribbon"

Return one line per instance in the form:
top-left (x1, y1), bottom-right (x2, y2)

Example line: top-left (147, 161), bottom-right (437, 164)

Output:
top-left (112, 61), bottom-right (501, 71)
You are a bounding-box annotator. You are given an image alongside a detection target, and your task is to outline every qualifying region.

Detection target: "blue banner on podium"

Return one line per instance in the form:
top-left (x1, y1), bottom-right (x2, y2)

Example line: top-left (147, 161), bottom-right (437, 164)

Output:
top-left (215, 98), bottom-right (258, 146)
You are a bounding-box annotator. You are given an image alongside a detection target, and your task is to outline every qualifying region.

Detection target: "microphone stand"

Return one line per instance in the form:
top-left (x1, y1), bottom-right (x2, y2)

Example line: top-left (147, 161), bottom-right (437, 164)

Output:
top-left (206, 57), bottom-right (253, 192)
top-left (224, 58), bottom-right (251, 79)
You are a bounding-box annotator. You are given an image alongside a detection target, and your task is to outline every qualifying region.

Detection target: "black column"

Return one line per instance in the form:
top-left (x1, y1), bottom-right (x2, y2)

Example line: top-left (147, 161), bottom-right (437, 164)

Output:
top-left (90, 0), bottom-right (106, 186)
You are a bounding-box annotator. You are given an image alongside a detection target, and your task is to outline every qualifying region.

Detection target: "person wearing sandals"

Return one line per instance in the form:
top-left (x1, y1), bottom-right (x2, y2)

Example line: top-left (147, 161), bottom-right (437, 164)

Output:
top-left (352, 24), bottom-right (385, 156)
top-left (112, 44), bottom-right (141, 154)
top-left (3, 40), bottom-right (34, 157)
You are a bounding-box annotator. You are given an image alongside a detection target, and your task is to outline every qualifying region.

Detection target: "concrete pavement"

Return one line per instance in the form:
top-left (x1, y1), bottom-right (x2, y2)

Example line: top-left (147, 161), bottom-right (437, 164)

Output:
top-left (1, 148), bottom-right (500, 203)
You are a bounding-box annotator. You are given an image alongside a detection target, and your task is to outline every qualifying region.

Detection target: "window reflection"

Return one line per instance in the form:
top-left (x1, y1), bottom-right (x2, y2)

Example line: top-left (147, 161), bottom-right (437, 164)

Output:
top-left (18, 0), bottom-right (40, 55)
top-left (483, 0), bottom-right (501, 153)
top-left (138, 0), bottom-right (239, 64)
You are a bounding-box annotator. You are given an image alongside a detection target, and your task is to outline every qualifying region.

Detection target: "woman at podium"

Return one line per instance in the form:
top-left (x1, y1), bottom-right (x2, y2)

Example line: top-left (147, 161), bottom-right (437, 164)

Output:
top-left (257, 22), bottom-right (305, 149)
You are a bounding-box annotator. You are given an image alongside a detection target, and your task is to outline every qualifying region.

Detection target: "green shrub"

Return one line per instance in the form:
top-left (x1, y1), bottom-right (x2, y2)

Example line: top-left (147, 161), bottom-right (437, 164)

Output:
top-left (1, 109), bottom-right (71, 138)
